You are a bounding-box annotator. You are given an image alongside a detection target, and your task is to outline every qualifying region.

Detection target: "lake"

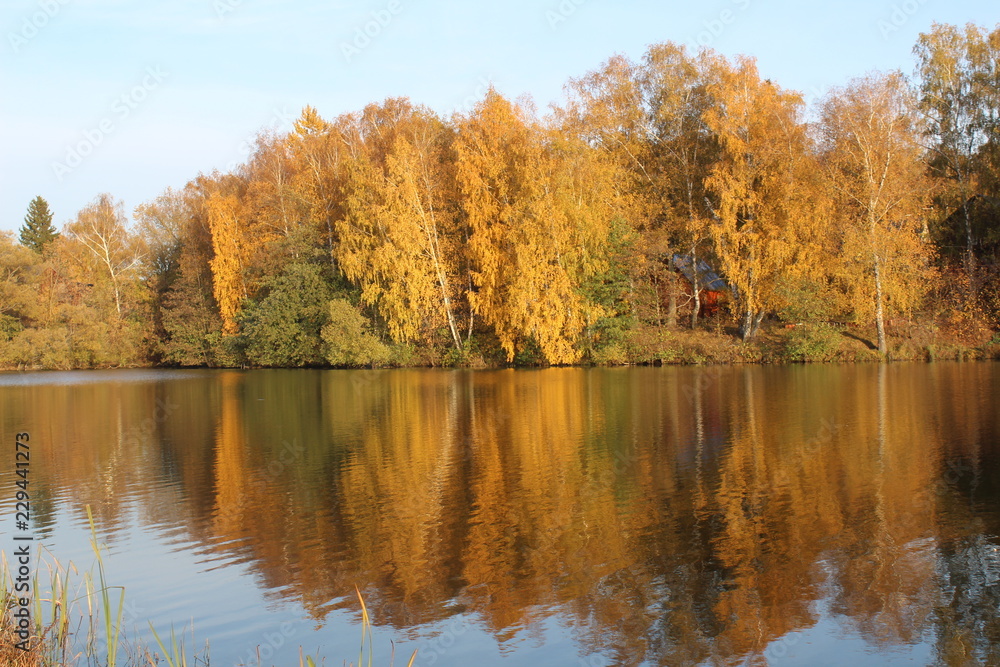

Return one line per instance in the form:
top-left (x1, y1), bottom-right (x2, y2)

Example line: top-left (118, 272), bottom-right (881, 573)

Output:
top-left (1, 363), bottom-right (999, 666)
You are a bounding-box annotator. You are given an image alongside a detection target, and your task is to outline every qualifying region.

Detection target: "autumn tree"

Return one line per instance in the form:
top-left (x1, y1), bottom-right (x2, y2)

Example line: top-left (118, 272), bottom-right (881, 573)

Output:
top-left (242, 130), bottom-right (316, 262)
top-left (136, 181), bottom-right (230, 366)
top-left (286, 106), bottom-right (352, 259)
top-left (456, 89), bottom-right (610, 364)
top-left (0, 232), bottom-right (41, 341)
top-left (33, 194), bottom-right (152, 366)
top-left (558, 51), bottom-right (671, 329)
top-left (703, 56), bottom-right (810, 340)
top-left (640, 44), bottom-right (724, 326)
top-left (209, 199), bottom-right (250, 336)
top-left (559, 53), bottom-right (653, 223)
top-left (820, 72), bottom-right (935, 355)
top-left (63, 194), bottom-right (144, 318)
top-left (135, 187), bottom-right (189, 291)
top-left (0, 233), bottom-right (66, 367)
top-left (19, 196), bottom-right (59, 254)
top-left (337, 99), bottom-right (469, 350)
top-left (0, 228), bottom-right (134, 369)
top-left (914, 23), bottom-right (999, 272)
top-left (545, 127), bottom-right (625, 358)
top-left (205, 179), bottom-right (258, 335)
top-left (560, 44), bottom-right (733, 330)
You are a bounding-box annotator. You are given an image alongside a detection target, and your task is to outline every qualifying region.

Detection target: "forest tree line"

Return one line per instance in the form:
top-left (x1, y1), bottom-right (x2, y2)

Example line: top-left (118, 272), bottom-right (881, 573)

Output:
top-left (4, 23), bottom-right (1000, 369)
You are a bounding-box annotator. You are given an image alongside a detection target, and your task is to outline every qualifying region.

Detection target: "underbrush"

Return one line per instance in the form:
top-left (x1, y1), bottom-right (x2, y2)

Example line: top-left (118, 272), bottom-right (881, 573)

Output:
top-left (616, 316), bottom-right (997, 366)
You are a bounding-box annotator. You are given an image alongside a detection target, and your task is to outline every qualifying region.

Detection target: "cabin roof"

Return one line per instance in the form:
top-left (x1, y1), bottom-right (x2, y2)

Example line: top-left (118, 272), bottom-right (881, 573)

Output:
top-left (670, 254), bottom-right (729, 292)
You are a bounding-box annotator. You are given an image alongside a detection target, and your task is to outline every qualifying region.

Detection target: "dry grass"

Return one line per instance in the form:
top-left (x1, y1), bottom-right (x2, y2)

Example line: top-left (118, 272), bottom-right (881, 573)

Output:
top-left (0, 595), bottom-right (42, 666)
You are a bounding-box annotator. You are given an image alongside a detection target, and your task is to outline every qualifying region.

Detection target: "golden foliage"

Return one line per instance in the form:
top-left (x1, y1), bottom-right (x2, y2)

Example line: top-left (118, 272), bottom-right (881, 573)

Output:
top-left (337, 100), bottom-right (466, 347)
top-left (820, 72), bottom-right (937, 353)
top-left (456, 90), bottom-right (614, 363)
top-left (703, 56), bottom-right (810, 339)
top-left (28, 28), bottom-right (1000, 368)
top-left (205, 192), bottom-right (247, 334)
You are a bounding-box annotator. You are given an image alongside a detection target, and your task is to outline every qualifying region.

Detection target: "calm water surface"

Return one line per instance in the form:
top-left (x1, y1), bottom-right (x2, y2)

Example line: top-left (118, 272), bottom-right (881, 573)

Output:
top-left (1, 364), bottom-right (999, 666)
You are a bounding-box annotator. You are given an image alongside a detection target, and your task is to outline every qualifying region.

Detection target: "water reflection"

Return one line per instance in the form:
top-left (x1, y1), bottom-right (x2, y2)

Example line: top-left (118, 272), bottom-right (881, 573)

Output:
top-left (3, 364), bottom-right (1000, 665)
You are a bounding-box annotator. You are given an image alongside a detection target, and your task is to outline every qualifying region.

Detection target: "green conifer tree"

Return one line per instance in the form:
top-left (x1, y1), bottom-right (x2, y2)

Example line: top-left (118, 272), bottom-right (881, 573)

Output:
top-left (19, 196), bottom-right (59, 253)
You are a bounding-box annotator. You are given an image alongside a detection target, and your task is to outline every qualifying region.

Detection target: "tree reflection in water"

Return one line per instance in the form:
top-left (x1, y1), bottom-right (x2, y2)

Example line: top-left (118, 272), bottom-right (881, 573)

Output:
top-left (10, 364), bottom-right (1000, 665)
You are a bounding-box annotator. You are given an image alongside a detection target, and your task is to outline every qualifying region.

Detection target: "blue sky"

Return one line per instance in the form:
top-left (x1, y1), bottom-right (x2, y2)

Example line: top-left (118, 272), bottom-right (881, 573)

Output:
top-left (1, 0), bottom-right (997, 233)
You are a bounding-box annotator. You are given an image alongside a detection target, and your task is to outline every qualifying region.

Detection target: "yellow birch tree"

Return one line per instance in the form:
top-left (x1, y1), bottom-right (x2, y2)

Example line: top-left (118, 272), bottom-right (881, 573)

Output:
top-left (456, 89), bottom-right (603, 364)
top-left (337, 100), bottom-right (467, 348)
top-left (820, 72), bottom-right (936, 355)
top-left (703, 55), bottom-right (809, 340)
top-left (63, 193), bottom-right (144, 319)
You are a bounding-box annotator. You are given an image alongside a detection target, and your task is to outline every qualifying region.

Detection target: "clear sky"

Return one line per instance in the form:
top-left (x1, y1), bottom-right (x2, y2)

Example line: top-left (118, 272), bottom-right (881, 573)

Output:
top-left (1, 0), bottom-right (997, 233)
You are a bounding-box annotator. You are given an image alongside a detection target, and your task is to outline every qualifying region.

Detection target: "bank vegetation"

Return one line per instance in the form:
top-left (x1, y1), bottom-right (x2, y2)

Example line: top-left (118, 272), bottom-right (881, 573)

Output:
top-left (5, 24), bottom-right (1000, 369)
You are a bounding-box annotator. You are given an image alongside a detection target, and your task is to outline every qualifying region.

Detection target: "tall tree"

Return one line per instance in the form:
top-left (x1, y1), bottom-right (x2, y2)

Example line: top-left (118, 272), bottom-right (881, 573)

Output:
top-left (135, 187), bottom-right (188, 289)
top-left (914, 23), bottom-right (996, 277)
top-left (135, 181), bottom-right (230, 366)
top-left (19, 196), bottom-right (59, 253)
top-left (559, 51), bottom-right (671, 329)
top-left (63, 194), bottom-right (143, 318)
top-left (559, 53), bottom-right (654, 225)
top-left (703, 56), bottom-right (809, 340)
top-left (243, 130), bottom-right (311, 247)
top-left (203, 173), bottom-right (279, 336)
top-left (820, 72), bottom-right (935, 355)
top-left (456, 90), bottom-right (609, 364)
top-left (640, 44), bottom-right (724, 326)
top-left (560, 43), bottom-right (731, 330)
top-left (206, 191), bottom-right (249, 335)
top-left (337, 99), bottom-right (468, 349)
top-left (286, 106), bottom-right (351, 260)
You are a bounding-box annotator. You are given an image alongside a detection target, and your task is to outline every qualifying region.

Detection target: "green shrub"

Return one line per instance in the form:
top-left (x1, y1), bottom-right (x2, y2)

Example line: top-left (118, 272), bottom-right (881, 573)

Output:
top-left (513, 337), bottom-right (546, 366)
top-left (591, 342), bottom-right (629, 365)
top-left (776, 277), bottom-right (841, 324)
top-left (784, 324), bottom-right (842, 362)
top-left (240, 263), bottom-right (333, 367)
top-left (441, 336), bottom-right (485, 367)
top-left (322, 299), bottom-right (392, 367)
top-left (0, 313), bottom-right (23, 341)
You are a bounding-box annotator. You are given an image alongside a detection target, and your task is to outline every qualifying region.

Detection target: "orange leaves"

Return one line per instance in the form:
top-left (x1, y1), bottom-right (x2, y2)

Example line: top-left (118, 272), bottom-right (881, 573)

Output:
top-left (456, 90), bottom-right (611, 364)
top-left (336, 99), bottom-right (466, 347)
top-left (205, 192), bottom-right (247, 334)
top-left (702, 56), bottom-right (809, 337)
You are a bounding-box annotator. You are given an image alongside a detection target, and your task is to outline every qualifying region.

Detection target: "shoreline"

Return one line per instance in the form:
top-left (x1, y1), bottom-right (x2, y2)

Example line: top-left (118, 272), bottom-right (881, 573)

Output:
top-left (3, 326), bottom-right (998, 373)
